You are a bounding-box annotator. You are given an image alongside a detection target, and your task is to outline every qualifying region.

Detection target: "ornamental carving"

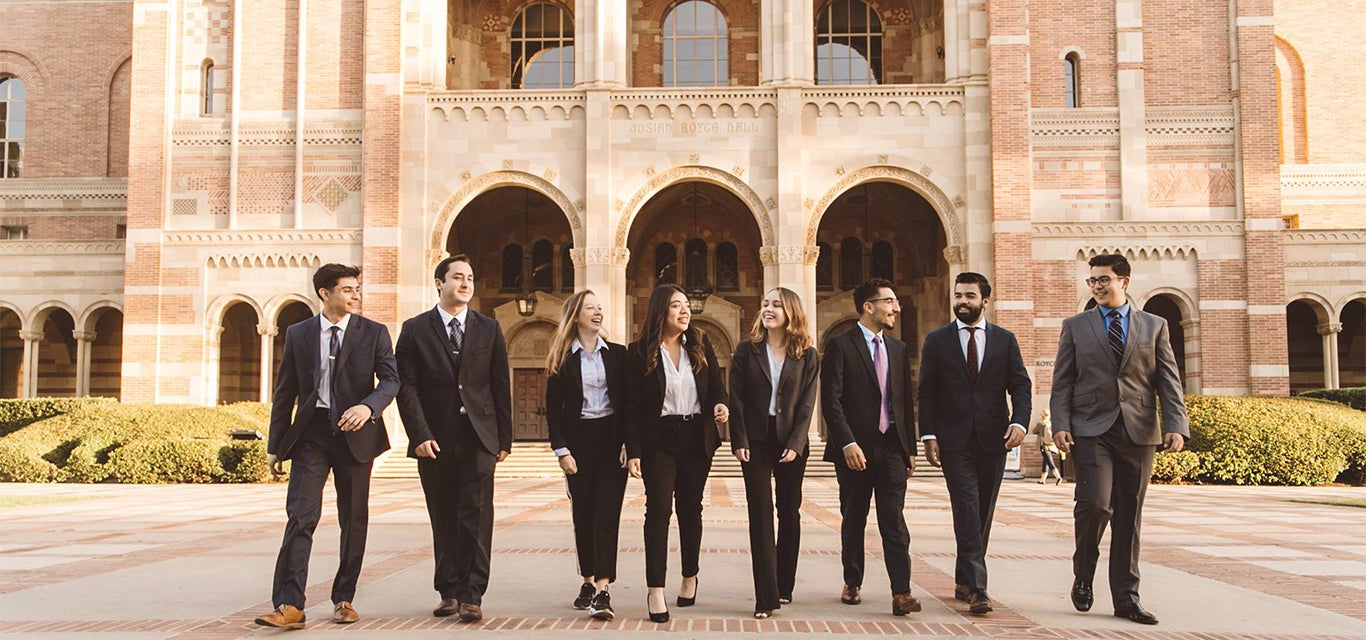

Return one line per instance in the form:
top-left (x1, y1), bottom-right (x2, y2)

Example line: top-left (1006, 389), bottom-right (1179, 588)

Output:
top-left (164, 230), bottom-right (362, 244)
top-left (613, 166), bottom-right (775, 250)
top-left (1075, 246), bottom-right (1197, 261)
top-left (0, 241), bottom-right (125, 255)
top-left (806, 165), bottom-right (962, 248)
top-left (430, 171), bottom-right (584, 257)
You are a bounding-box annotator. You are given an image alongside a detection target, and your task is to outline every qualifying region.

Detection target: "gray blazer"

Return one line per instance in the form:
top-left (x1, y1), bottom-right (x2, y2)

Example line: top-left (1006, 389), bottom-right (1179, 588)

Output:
top-left (1049, 304), bottom-right (1189, 446)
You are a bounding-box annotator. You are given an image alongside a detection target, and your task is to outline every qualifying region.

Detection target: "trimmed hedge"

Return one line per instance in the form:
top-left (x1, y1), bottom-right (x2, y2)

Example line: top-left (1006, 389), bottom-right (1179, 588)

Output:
top-left (1301, 388), bottom-right (1366, 412)
top-left (0, 399), bottom-right (279, 484)
top-left (1186, 395), bottom-right (1366, 486)
top-left (1150, 451), bottom-right (1201, 484)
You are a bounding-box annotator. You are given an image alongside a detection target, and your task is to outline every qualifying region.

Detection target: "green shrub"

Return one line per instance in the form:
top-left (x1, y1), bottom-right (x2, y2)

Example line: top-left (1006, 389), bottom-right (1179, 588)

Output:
top-left (1151, 451), bottom-right (1201, 484)
top-left (218, 441), bottom-right (272, 483)
top-left (107, 439), bottom-right (222, 484)
top-left (0, 398), bottom-right (112, 437)
top-left (0, 442), bottom-right (64, 482)
top-left (1301, 388), bottom-right (1366, 412)
top-left (1187, 395), bottom-right (1366, 486)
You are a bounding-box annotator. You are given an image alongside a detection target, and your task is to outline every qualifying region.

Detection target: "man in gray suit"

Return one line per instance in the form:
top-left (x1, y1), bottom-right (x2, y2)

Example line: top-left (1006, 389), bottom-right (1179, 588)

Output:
top-left (1051, 253), bottom-right (1188, 626)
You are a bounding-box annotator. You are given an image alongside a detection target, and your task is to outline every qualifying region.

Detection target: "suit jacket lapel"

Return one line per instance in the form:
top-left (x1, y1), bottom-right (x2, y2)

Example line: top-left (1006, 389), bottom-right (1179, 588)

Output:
top-left (852, 328), bottom-right (878, 384)
top-left (756, 344), bottom-right (774, 389)
top-left (302, 316), bottom-right (321, 395)
top-left (1086, 306), bottom-right (1118, 372)
top-left (333, 316), bottom-right (362, 374)
top-left (565, 349), bottom-right (585, 410)
top-left (775, 348), bottom-right (795, 396)
top-left (1119, 308), bottom-right (1141, 369)
top-left (979, 323), bottom-right (1007, 379)
top-left (427, 309), bottom-right (458, 379)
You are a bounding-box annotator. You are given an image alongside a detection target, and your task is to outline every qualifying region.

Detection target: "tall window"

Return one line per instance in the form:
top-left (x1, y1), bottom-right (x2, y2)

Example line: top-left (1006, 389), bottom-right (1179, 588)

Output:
top-left (511, 2), bottom-right (574, 89)
top-left (1064, 53), bottom-right (1080, 108)
top-left (663, 1), bottom-right (729, 87)
top-left (560, 243), bottom-right (574, 292)
top-left (655, 243), bottom-right (678, 285)
top-left (0, 76), bottom-right (26, 179)
top-left (715, 241), bottom-right (738, 291)
top-left (816, 241), bottom-right (833, 290)
top-left (502, 243), bottom-right (524, 291)
top-left (531, 239), bottom-right (554, 290)
top-left (684, 238), bottom-right (708, 290)
top-left (201, 60), bottom-right (215, 116)
top-left (870, 240), bottom-right (893, 280)
top-left (816, 0), bottom-right (882, 85)
top-left (840, 237), bottom-right (863, 288)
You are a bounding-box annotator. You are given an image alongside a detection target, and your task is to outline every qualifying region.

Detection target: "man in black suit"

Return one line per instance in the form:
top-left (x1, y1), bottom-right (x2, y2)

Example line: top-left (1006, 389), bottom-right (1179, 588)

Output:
top-left (917, 272), bottom-right (1031, 615)
top-left (821, 278), bottom-right (920, 616)
top-left (256, 264), bottom-right (399, 630)
top-left (396, 254), bottom-right (512, 623)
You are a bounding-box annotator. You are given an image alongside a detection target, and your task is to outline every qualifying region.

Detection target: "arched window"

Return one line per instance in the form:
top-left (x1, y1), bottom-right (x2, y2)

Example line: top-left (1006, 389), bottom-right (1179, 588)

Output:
top-left (870, 240), bottom-right (893, 280)
top-left (201, 60), bottom-right (215, 116)
top-left (502, 243), bottom-right (524, 291)
top-left (560, 243), bottom-right (574, 292)
top-left (816, 0), bottom-right (882, 85)
top-left (684, 238), bottom-right (709, 290)
top-left (663, 1), bottom-right (729, 87)
top-left (655, 243), bottom-right (678, 285)
top-left (816, 241), bottom-right (834, 290)
top-left (840, 237), bottom-right (863, 288)
top-left (1, 76), bottom-right (26, 179)
top-left (531, 239), bottom-right (554, 290)
top-left (511, 2), bottom-right (574, 89)
top-left (1064, 52), bottom-right (1080, 108)
top-left (715, 241), bottom-right (738, 291)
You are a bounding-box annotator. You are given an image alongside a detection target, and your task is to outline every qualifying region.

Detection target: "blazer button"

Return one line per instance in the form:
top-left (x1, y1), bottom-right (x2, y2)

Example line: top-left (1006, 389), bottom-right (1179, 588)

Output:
top-left (777, 409), bottom-right (783, 414)
top-left (458, 384), bottom-right (464, 390)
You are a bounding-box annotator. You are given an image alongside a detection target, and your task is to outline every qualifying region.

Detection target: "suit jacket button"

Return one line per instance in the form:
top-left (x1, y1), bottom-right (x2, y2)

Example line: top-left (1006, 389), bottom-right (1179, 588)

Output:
top-left (458, 384), bottom-right (464, 390)
top-left (777, 409), bottom-right (783, 414)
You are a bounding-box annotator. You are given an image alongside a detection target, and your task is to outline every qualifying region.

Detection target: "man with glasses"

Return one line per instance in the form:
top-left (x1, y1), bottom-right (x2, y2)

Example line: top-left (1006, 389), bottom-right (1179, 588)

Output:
top-left (1050, 253), bottom-right (1188, 626)
top-left (821, 278), bottom-right (921, 616)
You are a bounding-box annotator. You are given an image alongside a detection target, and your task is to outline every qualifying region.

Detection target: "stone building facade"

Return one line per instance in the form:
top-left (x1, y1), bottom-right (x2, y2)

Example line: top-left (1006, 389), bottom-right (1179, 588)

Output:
top-left (0, 0), bottom-right (1362, 451)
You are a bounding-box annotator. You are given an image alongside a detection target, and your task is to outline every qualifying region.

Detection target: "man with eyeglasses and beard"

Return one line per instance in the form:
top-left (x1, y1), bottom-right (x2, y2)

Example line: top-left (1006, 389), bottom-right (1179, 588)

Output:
top-left (916, 272), bottom-right (1031, 616)
top-left (1051, 253), bottom-right (1188, 626)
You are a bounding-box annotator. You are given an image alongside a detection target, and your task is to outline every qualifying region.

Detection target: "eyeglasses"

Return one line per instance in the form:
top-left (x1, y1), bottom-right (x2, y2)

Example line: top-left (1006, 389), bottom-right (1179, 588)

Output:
top-left (1085, 276), bottom-right (1126, 287)
top-left (868, 296), bottom-right (901, 307)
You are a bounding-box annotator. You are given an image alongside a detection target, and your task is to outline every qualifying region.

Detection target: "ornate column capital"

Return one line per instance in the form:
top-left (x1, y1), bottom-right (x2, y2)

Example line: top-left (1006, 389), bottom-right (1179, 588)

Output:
top-left (942, 244), bottom-right (966, 266)
top-left (72, 330), bottom-right (98, 342)
top-left (257, 325), bottom-right (280, 337)
top-left (1318, 322), bottom-right (1343, 336)
top-left (18, 330), bottom-right (44, 342)
top-left (583, 247), bottom-right (629, 268)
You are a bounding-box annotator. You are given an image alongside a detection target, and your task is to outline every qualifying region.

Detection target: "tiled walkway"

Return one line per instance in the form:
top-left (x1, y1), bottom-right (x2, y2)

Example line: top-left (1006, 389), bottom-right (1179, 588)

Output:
top-left (2, 476), bottom-right (1365, 638)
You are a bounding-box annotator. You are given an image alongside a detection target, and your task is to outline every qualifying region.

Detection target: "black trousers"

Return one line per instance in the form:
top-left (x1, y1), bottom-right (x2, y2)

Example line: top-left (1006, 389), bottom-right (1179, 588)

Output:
top-left (642, 416), bottom-right (714, 588)
top-left (939, 442), bottom-right (1006, 592)
top-left (1072, 417), bottom-right (1154, 607)
top-left (741, 420), bottom-right (807, 610)
top-left (565, 417), bottom-right (628, 582)
top-left (417, 414), bottom-right (496, 604)
top-left (272, 412), bottom-right (373, 608)
top-left (834, 429), bottom-right (911, 593)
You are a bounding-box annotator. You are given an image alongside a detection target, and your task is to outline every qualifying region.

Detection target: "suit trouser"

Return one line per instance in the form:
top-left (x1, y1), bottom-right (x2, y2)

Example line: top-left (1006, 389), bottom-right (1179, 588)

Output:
top-left (272, 412), bottom-right (373, 608)
top-left (741, 422), bottom-right (808, 611)
top-left (834, 429), bottom-right (911, 593)
top-left (939, 442), bottom-right (1006, 592)
top-left (564, 416), bottom-right (628, 583)
top-left (417, 415), bottom-right (496, 604)
top-left (642, 416), bottom-right (714, 588)
top-left (1072, 417), bottom-right (1154, 607)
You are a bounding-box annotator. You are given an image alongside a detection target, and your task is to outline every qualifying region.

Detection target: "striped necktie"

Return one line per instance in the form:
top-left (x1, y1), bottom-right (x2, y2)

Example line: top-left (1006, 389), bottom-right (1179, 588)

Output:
top-left (1107, 310), bottom-right (1125, 365)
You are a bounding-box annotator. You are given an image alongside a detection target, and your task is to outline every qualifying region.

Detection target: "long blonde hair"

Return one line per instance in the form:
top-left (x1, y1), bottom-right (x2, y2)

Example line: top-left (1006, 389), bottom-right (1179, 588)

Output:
top-left (544, 289), bottom-right (598, 376)
top-left (748, 287), bottom-right (812, 359)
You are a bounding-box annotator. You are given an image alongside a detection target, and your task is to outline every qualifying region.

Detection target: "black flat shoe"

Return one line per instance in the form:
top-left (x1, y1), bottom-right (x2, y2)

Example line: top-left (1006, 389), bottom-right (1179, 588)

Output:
top-left (1115, 602), bottom-right (1159, 625)
top-left (573, 582), bottom-right (595, 610)
top-left (1070, 580), bottom-right (1093, 612)
top-left (676, 576), bottom-right (698, 607)
top-left (588, 591), bottom-right (614, 621)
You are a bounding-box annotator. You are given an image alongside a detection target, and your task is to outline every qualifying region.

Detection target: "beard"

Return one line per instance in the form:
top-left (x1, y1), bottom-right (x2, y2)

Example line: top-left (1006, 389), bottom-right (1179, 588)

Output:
top-left (954, 304), bottom-right (982, 324)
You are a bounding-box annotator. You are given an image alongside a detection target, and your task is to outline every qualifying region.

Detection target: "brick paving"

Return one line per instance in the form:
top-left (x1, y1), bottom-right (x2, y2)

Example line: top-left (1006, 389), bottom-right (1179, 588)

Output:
top-left (1, 478), bottom-right (1364, 638)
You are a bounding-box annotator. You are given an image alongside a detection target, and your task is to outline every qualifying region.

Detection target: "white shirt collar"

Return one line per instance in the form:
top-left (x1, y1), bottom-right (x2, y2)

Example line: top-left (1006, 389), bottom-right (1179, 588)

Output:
top-left (436, 305), bottom-right (469, 328)
top-left (572, 336), bottom-right (608, 354)
top-left (954, 318), bottom-right (987, 331)
top-left (857, 322), bottom-right (882, 342)
top-left (320, 313), bottom-right (352, 332)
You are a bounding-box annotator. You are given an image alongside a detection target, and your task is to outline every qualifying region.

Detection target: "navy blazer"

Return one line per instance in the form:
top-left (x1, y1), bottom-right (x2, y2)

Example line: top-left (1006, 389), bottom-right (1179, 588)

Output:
top-left (267, 314), bottom-right (400, 463)
top-left (626, 335), bottom-right (727, 456)
top-left (916, 321), bottom-right (1032, 453)
top-left (395, 307), bottom-right (513, 457)
top-left (545, 340), bottom-right (638, 457)
top-left (820, 325), bottom-right (916, 464)
top-left (728, 341), bottom-right (819, 455)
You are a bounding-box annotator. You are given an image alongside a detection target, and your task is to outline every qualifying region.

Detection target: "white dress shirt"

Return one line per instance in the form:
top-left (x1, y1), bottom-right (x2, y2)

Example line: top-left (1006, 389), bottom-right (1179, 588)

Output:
top-left (435, 305), bottom-right (469, 415)
top-left (766, 344), bottom-right (784, 416)
top-left (316, 313), bottom-right (351, 410)
top-left (660, 340), bottom-right (702, 416)
top-left (575, 336), bottom-right (613, 419)
top-left (845, 323), bottom-right (888, 450)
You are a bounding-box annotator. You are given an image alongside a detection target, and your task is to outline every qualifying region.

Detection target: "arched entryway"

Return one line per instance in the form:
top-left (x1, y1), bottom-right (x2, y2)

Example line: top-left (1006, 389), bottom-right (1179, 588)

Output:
top-left (505, 319), bottom-right (557, 441)
top-left (85, 306), bottom-right (124, 399)
top-left (1142, 292), bottom-right (1198, 392)
top-left (1286, 298), bottom-right (1329, 393)
top-left (34, 307), bottom-right (78, 397)
top-left (0, 306), bottom-right (22, 398)
top-left (270, 300), bottom-right (315, 397)
top-left (218, 301), bottom-right (261, 404)
top-left (1341, 298), bottom-right (1365, 389)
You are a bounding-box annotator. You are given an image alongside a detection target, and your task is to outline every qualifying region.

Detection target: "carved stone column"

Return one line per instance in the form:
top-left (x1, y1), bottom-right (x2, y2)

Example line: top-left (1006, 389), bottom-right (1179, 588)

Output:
top-left (583, 247), bottom-right (630, 341)
top-left (73, 330), bottom-right (97, 398)
top-left (764, 244), bottom-right (823, 444)
top-left (258, 325), bottom-right (279, 403)
top-left (18, 330), bottom-right (43, 399)
top-left (1319, 322), bottom-right (1342, 390)
top-left (1180, 318), bottom-right (1202, 394)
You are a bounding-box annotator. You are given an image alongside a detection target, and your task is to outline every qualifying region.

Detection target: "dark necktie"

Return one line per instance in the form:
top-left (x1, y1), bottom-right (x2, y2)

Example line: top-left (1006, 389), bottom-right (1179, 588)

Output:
top-left (964, 326), bottom-right (979, 382)
top-left (448, 317), bottom-right (464, 354)
top-left (1108, 310), bottom-right (1125, 365)
top-left (327, 326), bottom-right (341, 427)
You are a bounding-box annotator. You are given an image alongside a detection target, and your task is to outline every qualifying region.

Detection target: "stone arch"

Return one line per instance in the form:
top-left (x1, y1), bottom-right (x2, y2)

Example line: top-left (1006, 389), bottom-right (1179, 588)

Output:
top-left (806, 165), bottom-right (962, 249)
top-left (1137, 286), bottom-right (1197, 321)
top-left (505, 318), bottom-right (558, 356)
top-left (105, 55), bottom-right (133, 177)
top-left (0, 48), bottom-right (50, 95)
top-left (263, 293), bottom-right (315, 326)
top-left (1287, 291), bottom-right (1333, 324)
top-left (1335, 291), bottom-right (1366, 314)
top-left (1275, 36), bottom-right (1308, 164)
top-left (431, 171), bottom-right (582, 264)
top-left (0, 300), bottom-right (26, 330)
top-left (29, 301), bottom-right (79, 329)
top-left (615, 165), bottom-right (774, 252)
top-left (206, 294), bottom-right (264, 331)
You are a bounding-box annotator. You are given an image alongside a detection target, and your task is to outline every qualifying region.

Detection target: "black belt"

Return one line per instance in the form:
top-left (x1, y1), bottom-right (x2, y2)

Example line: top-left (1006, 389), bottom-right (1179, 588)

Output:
top-left (661, 414), bottom-right (699, 422)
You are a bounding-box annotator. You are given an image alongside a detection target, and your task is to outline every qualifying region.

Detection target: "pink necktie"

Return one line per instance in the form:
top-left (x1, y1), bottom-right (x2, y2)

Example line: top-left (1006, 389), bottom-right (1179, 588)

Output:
top-left (873, 335), bottom-right (889, 433)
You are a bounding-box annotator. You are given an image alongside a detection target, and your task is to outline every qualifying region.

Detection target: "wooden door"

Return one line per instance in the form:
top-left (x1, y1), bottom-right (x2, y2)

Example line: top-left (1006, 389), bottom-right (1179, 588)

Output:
top-left (512, 368), bottom-right (549, 440)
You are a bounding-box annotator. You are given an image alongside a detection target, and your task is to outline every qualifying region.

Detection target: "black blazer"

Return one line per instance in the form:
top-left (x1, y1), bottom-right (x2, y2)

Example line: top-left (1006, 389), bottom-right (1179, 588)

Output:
top-left (917, 321), bottom-right (1032, 453)
top-left (627, 335), bottom-right (727, 455)
top-left (395, 307), bottom-right (513, 457)
top-left (820, 325), bottom-right (916, 464)
top-left (268, 314), bottom-right (400, 463)
top-left (728, 341), bottom-right (819, 455)
top-left (545, 340), bottom-right (638, 457)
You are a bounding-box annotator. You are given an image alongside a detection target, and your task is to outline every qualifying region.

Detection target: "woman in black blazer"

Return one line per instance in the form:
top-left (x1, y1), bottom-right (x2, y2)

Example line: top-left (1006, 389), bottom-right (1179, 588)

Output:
top-left (544, 290), bottom-right (638, 621)
top-left (729, 287), bottom-right (819, 619)
top-left (627, 284), bottom-right (728, 623)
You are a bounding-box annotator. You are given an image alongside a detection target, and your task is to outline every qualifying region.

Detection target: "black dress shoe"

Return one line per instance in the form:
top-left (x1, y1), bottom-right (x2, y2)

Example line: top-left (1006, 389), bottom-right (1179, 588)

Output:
top-left (1070, 580), bottom-right (1093, 612)
top-left (573, 582), bottom-right (595, 610)
top-left (433, 598), bottom-right (459, 617)
top-left (967, 590), bottom-right (993, 615)
top-left (676, 576), bottom-right (698, 607)
top-left (841, 585), bottom-right (861, 605)
top-left (953, 584), bottom-right (970, 602)
top-left (1114, 602), bottom-right (1159, 625)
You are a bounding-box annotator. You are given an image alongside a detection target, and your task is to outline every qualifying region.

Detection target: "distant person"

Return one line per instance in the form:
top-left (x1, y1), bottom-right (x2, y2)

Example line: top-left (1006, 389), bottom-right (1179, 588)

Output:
top-left (256, 264), bottom-right (399, 630)
top-left (1035, 410), bottom-right (1064, 485)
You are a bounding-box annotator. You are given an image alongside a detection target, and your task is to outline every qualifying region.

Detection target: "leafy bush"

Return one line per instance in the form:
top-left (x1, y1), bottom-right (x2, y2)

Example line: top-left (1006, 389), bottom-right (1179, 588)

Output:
top-left (0, 442), bottom-right (64, 482)
top-left (218, 441), bottom-right (272, 483)
top-left (0, 398), bottom-right (113, 437)
top-left (1301, 388), bottom-right (1366, 412)
top-left (1151, 451), bottom-right (1200, 484)
top-left (1186, 395), bottom-right (1366, 486)
top-left (107, 440), bottom-right (222, 484)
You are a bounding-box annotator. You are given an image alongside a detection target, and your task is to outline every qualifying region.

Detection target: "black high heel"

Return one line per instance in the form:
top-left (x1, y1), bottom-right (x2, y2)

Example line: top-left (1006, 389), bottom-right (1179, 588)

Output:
top-left (648, 591), bottom-right (670, 623)
top-left (676, 576), bottom-right (698, 607)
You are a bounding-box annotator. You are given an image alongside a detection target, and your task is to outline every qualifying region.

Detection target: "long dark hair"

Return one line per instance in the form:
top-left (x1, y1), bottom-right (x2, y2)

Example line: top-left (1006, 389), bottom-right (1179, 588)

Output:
top-left (634, 284), bottom-right (706, 374)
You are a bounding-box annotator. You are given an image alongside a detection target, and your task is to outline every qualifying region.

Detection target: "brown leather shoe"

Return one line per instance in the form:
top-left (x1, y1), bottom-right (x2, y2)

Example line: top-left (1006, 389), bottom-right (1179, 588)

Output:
top-left (255, 604), bottom-right (306, 629)
top-left (892, 592), bottom-right (923, 616)
top-left (433, 598), bottom-right (459, 617)
top-left (333, 601), bottom-right (359, 624)
top-left (954, 584), bottom-right (970, 602)
top-left (458, 602), bottom-right (483, 622)
top-left (841, 585), bottom-right (861, 605)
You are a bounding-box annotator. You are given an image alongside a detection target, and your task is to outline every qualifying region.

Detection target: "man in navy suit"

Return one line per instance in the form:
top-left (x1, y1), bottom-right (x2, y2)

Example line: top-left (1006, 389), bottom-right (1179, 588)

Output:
top-left (918, 272), bottom-right (1031, 615)
top-left (256, 264), bottom-right (400, 630)
top-left (396, 254), bottom-right (512, 623)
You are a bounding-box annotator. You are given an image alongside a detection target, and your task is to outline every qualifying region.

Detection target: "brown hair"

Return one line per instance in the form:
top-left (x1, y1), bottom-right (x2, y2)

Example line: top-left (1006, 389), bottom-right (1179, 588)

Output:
top-left (748, 287), bottom-right (812, 359)
top-left (633, 284), bottom-right (706, 374)
top-left (544, 289), bottom-right (598, 376)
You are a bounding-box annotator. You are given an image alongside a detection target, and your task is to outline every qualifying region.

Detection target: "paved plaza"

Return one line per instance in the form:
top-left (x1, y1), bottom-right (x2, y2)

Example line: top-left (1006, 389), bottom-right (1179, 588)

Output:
top-left (2, 473), bottom-right (1366, 639)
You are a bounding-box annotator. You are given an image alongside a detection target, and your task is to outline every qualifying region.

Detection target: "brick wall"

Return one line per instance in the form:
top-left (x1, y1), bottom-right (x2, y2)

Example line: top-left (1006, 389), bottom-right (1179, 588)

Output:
top-left (1142, 0), bottom-right (1232, 107)
top-left (1029, 0), bottom-right (1116, 108)
top-left (1274, 0), bottom-right (1366, 163)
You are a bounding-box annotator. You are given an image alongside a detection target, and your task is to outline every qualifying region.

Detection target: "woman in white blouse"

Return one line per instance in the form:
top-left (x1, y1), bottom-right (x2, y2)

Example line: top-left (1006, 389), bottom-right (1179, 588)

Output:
top-left (627, 284), bottom-right (729, 623)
